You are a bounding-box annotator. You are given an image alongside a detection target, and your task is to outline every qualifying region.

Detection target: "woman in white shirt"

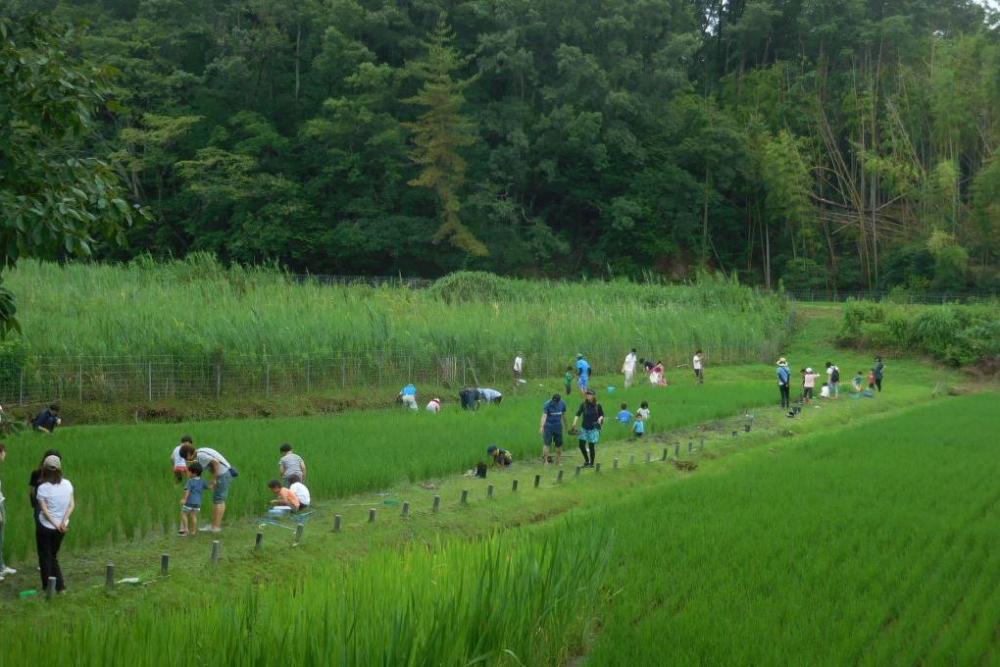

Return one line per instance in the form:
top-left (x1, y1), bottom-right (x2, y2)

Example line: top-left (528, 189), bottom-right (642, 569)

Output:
top-left (35, 455), bottom-right (75, 593)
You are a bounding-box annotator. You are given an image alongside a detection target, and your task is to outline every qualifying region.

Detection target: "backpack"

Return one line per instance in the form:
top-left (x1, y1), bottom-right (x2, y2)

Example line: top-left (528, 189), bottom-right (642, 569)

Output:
top-left (830, 366), bottom-right (840, 383)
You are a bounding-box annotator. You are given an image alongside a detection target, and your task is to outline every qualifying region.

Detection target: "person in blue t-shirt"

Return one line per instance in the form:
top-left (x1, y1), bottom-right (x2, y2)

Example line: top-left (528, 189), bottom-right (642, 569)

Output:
top-left (616, 403), bottom-right (632, 424)
top-left (538, 393), bottom-right (567, 465)
top-left (398, 383), bottom-right (418, 410)
top-left (575, 354), bottom-right (591, 394)
top-left (179, 462), bottom-right (208, 536)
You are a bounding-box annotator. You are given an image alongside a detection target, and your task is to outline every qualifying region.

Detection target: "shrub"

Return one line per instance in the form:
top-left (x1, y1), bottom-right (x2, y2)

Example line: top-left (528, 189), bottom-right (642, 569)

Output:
top-left (428, 271), bottom-right (518, 304)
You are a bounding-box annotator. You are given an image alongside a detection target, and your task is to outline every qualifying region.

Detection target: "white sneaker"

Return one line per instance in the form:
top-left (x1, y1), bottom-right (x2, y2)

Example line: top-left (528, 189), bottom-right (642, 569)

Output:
top-left (1, 567), bottom-right (15, 575)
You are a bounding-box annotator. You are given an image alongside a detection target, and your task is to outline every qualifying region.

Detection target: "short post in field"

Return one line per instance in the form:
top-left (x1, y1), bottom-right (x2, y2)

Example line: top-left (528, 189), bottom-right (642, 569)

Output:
top-left (645, 452), bottom-right (652, 464)
top-left (557, 469), bottom-right (564, 483)
top-left (575, 466), bottom-right (581, 477)
top-left (700, 437), bottom-right (705, 451)
top-left (512, 479), bottom-right (519, 492)
top-left (211, 541), bottom-right (221, 563)
top-left (460, 489), bottom-right (469, 505)
top-left (595, 462), bottom-right (602, 473)
top-left (105, 563), bottom-right (115, 591)
top-left (613, 457), bottom-right (619, 470)
top-left (46, 576), bottom-right (57, 600)
top-left (534, 474), bottom-right (541, 488)
top-left (402, 501), bottom-right (410, 517)
top-left (674, 444), bottom-right (680, 457)
top-left (294, 524), bottom-right (304, 545)
top-left (688, 441), bottom-right (692, 453)
top-left (368, 508), bottom-right (377, 523)
top-left (432, 496), bottom-right (441, 513)
top-left (255, 532), bottom-right (264, 550)
top-left (732, 431), bottom-right (737, 437)
top-left (334, 514), bottom-right (342, 532)
top-left (160, 554), bottom-right (170, 576)
top-left (629, 454), bottom-right (635, 465)
top-left (662, 448), bottom-right (668, 461)
top-left (487, 485), bottom-right (494, 499)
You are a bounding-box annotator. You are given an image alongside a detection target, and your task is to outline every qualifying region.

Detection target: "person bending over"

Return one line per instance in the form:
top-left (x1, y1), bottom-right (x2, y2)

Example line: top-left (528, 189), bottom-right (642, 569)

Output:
top-left (487, 446), bottom-right (513, 468)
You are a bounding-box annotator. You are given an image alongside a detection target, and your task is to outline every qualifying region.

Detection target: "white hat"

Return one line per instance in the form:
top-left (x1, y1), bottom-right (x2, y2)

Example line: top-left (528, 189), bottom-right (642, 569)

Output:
top-left (43, 454), bottom-right (62, 470)
top-left (806, 367), bottom-right (813, 373)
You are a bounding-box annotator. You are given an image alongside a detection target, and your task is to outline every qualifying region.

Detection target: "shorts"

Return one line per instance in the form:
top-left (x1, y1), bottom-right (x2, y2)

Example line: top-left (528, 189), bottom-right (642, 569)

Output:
top-left (579, 427), bottom-right (601, 444)
top-left (182, 504), bottom-right (201, 514)
top-left (213, 472), bottom-right (232, 504)
top-left (578, 375), bottom-right (589, 390)
top-left (543, 428), bottom-right (563, 448)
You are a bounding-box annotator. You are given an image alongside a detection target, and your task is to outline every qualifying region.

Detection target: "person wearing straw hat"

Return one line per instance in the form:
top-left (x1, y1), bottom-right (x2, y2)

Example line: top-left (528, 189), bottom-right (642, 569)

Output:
top-left (35, 454), bottom-right (74, 593)
top-left (776, 358), bottom-right (791, 408)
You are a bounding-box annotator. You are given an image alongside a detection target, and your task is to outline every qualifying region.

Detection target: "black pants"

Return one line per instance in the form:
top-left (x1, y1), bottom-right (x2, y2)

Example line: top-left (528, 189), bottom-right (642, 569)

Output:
top-left (875, 378), bottom-right (882, 392)
top-left (578, 441), bottom-right (596, 465)
top-left (36, 524), bottom-right (66, 592)
top-left (779, 384), bottom-right (790, 408)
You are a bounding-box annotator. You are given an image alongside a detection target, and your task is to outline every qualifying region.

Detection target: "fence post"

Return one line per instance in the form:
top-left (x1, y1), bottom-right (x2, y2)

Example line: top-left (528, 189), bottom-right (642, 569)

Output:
top-left (305, 357), bottom-right (311, 393)
top-left (78, 357), bottom-right (83, 402)
top-left (368, 508), bottom-right (377, 523)
top-left (46, 576), bottom-right (57, 600)
top-left (105, 563), bottom-right (115, 590)
top-left (148, 362), bottom-right (153, 401)
top-left (512, 479), bottom-right (518, 492)
top-left (19, 367), bottom-right (23, 404)
top-left (255, 532), bottom-right (264, 550)
top-left (215, 363), bottom-right (222, 399)
top-left (265, 363), bottom-right (271, 398)
top-left (294, 524), bottom-right (304, 545)
top-left (460, 489), bottom-right (469, 505)
top-left (433, 495), bottom-right (441, 513)
top-left (334, 514), bottom-right (342, 532)
top-left (401, 501), bottom-right (410, 518)
top-left (211, 541), bottom-right (221, 563)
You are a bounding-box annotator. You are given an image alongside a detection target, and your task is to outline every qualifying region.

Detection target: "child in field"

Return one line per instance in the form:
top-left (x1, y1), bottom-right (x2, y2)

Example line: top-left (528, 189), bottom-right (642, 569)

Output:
top-left (426, 397), bottom-right (442, 413)
top-left (852, 371), bottom-right (864, 393)
top-left (564, 367), bottom-right (574, 396)
top-left (616, 403), bottom-right (632, 425)
top-left (867, 368), bottom-right (877, 390)
top-left (487, 445), bottom-right (513, 468)
top-left (267, 479), bottom-right (301, 512)
top-left (179, 462), bottom-right (208, 535)
top-left (287, 474), bottom-right (311, 510)
top-left (802, 368), bottom-right (821, 404)
top-left (279, 443), bottom-right (307, 487)
top-left (171, 436), bottom-right (192, 483)
top-left (633, 401), bottom-right (650, 439)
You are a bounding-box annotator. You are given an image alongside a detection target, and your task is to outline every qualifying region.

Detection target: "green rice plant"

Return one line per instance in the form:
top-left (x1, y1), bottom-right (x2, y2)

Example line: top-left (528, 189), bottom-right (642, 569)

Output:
top-left (1, 521), bottom-right (611, 666)
top-left (0, 377), bottom-right (776, 562)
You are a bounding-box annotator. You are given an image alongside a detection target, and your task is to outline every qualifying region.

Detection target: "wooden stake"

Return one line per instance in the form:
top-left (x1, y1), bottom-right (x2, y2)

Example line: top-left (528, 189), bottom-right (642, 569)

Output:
top-left (645, 452), bottom-right (652, 463)
top-left (557, 469), bottom-right (564, 483)
top-left (432, 496), bottom-right (441, 513)
top-left (402, 501), bottom-right (410, 517)
top-left (662, 448), bottom-right (668, 461)
top-left (613, 457), bottom-right (619, 469)
top-left (533, 474), bottom-right (541, 488)
top-left (512, 479), bottom-right (519, 492)
top-left (46, 576), bottom-right (57, 599)
top-left (487, 485), bottom-right (494, 499)
top-left (160, 554), bottom-right (170, 576)
top-left (575, 465), bottom-right (581, 477)
top-left (334, 514), bottom-right (342, 532)
top-left (460, 489), bottom-right (469, 505)
top-left (294, 524), bottom-right (304, 544)
top-left (105, 563), bottom-right (114, 591)
top-left (211, 541), bottom-right (221, 563)
top-left (595, 462), bottom-right (602, 473)
top-left (255, 532), bottom-right (264, 550)
top-left (368, 508), bottom-right (377, 523)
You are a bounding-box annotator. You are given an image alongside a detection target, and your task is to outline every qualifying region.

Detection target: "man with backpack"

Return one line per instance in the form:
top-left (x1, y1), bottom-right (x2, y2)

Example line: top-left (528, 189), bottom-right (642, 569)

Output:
top-left (825, 362), bottom-right (841, 400)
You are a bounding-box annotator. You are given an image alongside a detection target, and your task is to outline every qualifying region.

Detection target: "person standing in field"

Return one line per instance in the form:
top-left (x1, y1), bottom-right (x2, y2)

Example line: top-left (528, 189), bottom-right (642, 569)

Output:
top-left (513, 352), bottom-right (524, 386)
top-left (621, 348), bottom-right (637, 388)
top-left (180, 443), bottom-right (235, 533)
top-left (35, 454), bottom-right (74, 593)
top-left (539, 393), bottom-right (567, 465)
top-left (0, 443), bottom-right (15, 582)
top-left (633, 401), bottom-right (650, 439)
top-left (802, 368), bottom-right (821, 404)
top-left (692, 350), bottom-right (705, 384)
top-left (563, 366), bottom-right (573, 396)
top-left (29, 449), bottom-right (62, 526)
top-left (171, 436), bottom-right (193, 483)
top-left (776, 358), bottom-right (791, 408)
top-left (825, 362), bottom-right (841, 400)
top-left (178, 462), bottom-right (207, 536)
top-left (279, 443), bottom-right (307, 487)
top-left (874, 356), bottom-right (885, 392)
top-left (571, 389), bottom-right (604, 468)
top-left (575, 354), bottom-right (591, 394)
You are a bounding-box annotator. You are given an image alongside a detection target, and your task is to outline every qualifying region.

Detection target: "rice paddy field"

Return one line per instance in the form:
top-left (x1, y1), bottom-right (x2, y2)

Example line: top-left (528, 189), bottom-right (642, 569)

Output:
top-left (0, 288), bottom-right (996, 666)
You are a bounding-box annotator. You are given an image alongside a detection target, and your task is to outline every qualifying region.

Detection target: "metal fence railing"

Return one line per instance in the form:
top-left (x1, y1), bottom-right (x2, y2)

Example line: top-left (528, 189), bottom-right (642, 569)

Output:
top-left (0, 340), bottom-right (782, 409)
top-left (784, 289), bottom-right (997, 304)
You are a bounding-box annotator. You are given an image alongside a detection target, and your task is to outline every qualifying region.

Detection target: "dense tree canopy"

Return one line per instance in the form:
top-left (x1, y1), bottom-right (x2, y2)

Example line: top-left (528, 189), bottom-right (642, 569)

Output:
top-left (4, 0), bottom-right (999, 290)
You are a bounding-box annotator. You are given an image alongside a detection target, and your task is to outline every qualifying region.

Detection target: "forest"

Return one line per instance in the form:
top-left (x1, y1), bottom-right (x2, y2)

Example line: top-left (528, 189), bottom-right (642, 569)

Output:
top-left (4, 0), bottom-right (999, 291)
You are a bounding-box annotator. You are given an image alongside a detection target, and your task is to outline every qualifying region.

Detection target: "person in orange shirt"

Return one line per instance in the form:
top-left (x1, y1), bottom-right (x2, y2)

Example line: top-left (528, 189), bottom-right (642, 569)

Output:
top-left (267, 479), bottom-right (300, 512)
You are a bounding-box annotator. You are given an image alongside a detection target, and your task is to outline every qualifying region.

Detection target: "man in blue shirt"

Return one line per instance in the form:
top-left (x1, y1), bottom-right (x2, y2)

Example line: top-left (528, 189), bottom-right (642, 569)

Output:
top-left (32, 403), bottom-right (62, 433)
top-left (776, 358), bottom-right (791, 408)
top-left (575, 354), bottom-right (591, 394)
top-left (398, 383), bottom-right (418, 410)
top-left (538, 393), bottom-right (567, 465)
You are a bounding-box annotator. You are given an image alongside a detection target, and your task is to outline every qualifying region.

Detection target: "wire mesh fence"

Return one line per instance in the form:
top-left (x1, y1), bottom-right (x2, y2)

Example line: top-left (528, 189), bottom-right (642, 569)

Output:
top-left (0, 340), bottom-right (782, 408)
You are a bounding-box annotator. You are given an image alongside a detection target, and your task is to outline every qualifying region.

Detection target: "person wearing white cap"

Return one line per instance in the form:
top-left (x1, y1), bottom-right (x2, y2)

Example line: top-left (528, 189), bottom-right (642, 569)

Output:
top-left (802, 367), bottom-right (822, 404)
top-left (426, 397), bottom-right (442, 413)
top-left (35, 454), bottom-right (74, 593)
top-left (776, 358), bottom-right (791, 408)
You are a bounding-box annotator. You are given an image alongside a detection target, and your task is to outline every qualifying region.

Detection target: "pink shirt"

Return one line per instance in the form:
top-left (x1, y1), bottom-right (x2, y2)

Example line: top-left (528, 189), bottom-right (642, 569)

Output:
top-left (803, 373), bottom-right (821, 388)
